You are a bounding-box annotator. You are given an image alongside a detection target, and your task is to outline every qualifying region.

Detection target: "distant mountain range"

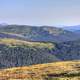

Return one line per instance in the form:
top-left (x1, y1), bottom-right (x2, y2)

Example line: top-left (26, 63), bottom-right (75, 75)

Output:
top-left (0, 25), bottom-right (80, 42)
top-left (62, 25), bottom-right (80, 31)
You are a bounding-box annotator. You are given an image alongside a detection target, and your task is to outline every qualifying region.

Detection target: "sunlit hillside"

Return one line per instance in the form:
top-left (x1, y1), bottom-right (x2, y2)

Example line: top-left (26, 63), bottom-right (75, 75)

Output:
top-left (0, 60), bottom-right (80, 80)
top-left (0, 38), bottom-right (54, 49)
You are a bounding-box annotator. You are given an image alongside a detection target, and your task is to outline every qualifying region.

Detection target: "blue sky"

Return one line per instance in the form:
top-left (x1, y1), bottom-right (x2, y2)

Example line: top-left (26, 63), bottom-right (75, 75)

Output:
top-left (0, 0), bottom-right (80, 26)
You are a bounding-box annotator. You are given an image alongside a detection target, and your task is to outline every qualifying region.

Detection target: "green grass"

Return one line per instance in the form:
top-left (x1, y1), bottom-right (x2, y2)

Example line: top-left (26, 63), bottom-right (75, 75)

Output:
top-left (0, 38), bottom-right (55, 49)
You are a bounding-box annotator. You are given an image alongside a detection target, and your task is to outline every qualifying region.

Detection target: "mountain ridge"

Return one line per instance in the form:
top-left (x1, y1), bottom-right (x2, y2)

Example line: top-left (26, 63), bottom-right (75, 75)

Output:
top-left (0, 25), bottom-right (80, 42)
top-left (62, 25), bottom-right (80, 31)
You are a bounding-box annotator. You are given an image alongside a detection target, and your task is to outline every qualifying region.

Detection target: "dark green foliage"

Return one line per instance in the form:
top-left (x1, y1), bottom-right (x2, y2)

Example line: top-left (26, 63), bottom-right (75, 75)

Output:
top-left (0, 44), bottom-right (59, 68)
top-left (53, 40), bottom-right (80, 60)
top-left (0, 39), bottom-right (80, 68)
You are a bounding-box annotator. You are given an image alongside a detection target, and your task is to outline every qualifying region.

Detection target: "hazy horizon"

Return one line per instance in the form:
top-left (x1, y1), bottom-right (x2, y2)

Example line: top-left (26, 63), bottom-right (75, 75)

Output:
top-left (0, 22), bottom-right (80, 27)
top-left (0, 0), bottom-right (80, 26)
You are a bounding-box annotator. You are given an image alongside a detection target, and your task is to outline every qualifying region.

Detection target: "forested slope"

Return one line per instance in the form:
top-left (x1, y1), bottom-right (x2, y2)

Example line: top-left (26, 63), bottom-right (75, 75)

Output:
top-left (0, 38), bottom-right (59, 68)
top-left (0, 38), bottom-right (80, 68)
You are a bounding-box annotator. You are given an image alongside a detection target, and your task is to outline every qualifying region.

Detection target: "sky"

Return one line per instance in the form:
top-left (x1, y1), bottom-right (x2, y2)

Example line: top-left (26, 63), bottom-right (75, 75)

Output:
top-left (0, 0), bottom-right (80, 26)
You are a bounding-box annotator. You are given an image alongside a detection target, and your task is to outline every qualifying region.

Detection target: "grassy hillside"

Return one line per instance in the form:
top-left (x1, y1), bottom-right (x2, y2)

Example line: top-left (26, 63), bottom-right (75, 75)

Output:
top-left (0, 60), bottom-right (80, 80)
top-left (0, 38), bottom-right (54, 49)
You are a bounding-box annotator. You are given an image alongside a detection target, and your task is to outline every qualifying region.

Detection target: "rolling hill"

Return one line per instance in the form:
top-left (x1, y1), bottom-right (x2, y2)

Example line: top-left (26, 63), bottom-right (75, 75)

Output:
top-left (0, 38), bottom-right (59, 68)
top-left (0, 25), bottom-right (80, 69)
top-left (0, 38), bottom-right (79, 68)
top-left (0, 60), bottom-right (80, 80)
top-left (0, 25), bottom-right (80, 80)
top-left (0, 25), bottom-right (80, 42)
top-left (0, 32), bottom-right (26, 40)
